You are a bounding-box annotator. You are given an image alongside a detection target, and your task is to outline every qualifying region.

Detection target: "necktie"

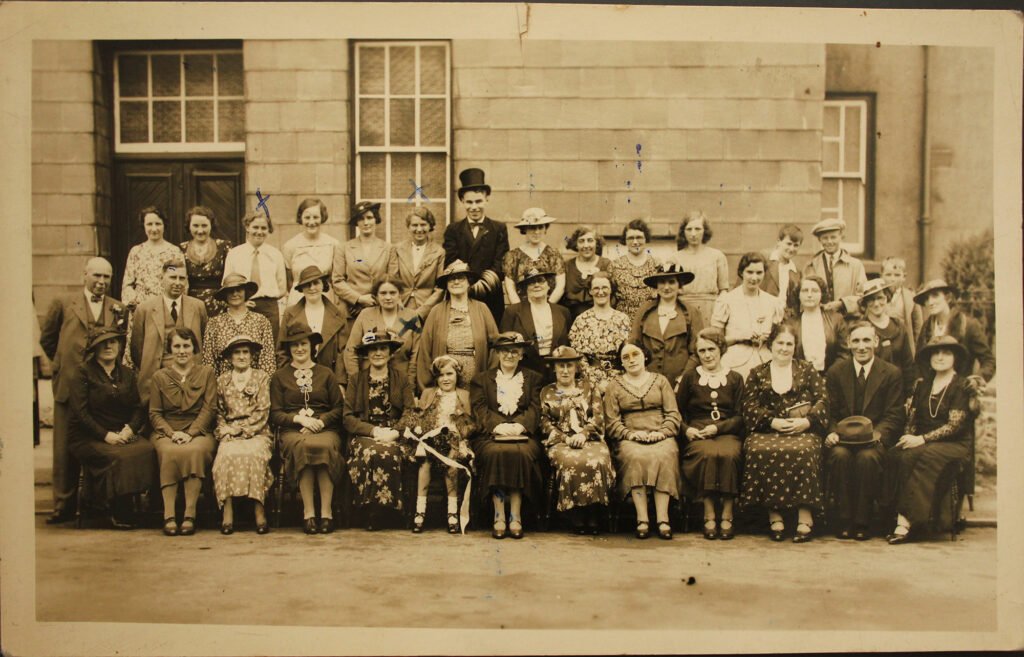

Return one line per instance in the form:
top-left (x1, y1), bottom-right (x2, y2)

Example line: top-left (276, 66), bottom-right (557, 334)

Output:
top-left (823, 253), bottom-right (836, 301)
top-left (170, 300), bottom-right (178, 324)
top-left (854, 366), bottom-right (866, 413)
top-left (250, 248), bottom-right (262, 288)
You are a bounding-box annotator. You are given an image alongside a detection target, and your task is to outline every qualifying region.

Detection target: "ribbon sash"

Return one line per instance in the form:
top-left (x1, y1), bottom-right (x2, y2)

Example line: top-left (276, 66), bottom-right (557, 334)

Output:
top-left (402, 427), bottom-right (473, 534)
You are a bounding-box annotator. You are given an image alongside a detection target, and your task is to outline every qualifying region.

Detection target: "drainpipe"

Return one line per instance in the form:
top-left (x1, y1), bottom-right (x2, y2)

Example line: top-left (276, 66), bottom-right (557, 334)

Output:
top-left (917, 46), bottom-right (931, 283)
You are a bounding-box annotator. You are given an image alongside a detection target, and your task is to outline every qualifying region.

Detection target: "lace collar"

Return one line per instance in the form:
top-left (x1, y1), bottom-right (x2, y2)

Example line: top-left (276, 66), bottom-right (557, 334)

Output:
top-left (697, 366), bottom-right (731, 389)
top-left (495, 369), bottom-right (525, 415)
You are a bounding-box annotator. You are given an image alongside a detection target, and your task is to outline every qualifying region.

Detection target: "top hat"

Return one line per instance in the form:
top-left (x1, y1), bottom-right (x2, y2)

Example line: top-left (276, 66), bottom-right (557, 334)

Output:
top-left (435, 260), bottom-right (479, 288)
top-left (350, 201), bottom-right (382, 225)
top-left (835, 415), bottom-right (879, 446)
top-left (294, 265), bottom-right (331, 292)
top-left (457, 168), bottom-right (491, 196)
top-left (214, 273), bottom-right (259, 301)
top-left (220, 334), bottom-right (264, 360)
top-left (858, 278), bottom-right (893, 305)
top-left (811, 218), bottom-right (846, 237)
top-left (916, 334), bottom-right (968, 372)
top-left (643, 263), bottom-right (696, 288)
top-left (514, 207), bottom-right (556, 230)
top-left (545, 345), bottom-right (584, 362)
top-left (913, 278), bottom-right (956, 306)
top-left (491, 331), bottom-right (531, 349)
top-left (85, 326), bottom-right (126, 356)
top-left (353, 327), bottom-right (404, 354)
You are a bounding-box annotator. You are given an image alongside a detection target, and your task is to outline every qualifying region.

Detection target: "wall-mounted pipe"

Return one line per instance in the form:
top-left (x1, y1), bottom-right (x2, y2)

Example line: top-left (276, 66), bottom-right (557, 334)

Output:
top-left (917, 46), bottom-right (931, 283)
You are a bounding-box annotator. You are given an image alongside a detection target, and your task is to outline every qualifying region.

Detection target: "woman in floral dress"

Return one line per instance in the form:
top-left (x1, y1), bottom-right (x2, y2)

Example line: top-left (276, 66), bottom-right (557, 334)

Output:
top-left (739, 321), bottom-right (828, 543)
top-left (569, 272), bottom-right (631, 392)
top-left (200, 274), bottom-right (276, 377)
top-left (607, 218), bottom-right (660, 325)
top-left (540, 346), bottom-right (615, 535)
top-left (343, 328), bottom-right (414, 530)
top-left (212, 336), bottom-right (274, 535)
top-left (180, 206), bottom-right (232, 318)
top-left (502, 208), bottom-right (566, 305)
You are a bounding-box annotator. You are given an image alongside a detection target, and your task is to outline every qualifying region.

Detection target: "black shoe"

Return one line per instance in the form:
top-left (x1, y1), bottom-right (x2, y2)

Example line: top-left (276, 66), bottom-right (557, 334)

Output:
top-left (447, 513), bottom-right (460, 534)
top-left (492, 521), bottom-right (507, 539)
top-left (46, 509), bottom-right (73, 525)
top-left (318, 518), bottom-right (334, 534)
top-left (657, 521), bottom-right (673, 540)
top-left (836, 528), bottom-right (853, 540)
top-left (769, 521), bottom-right (785, 542)
top-left (703, 519), bottom-right (718, 540)
top-left (508, 521), bottom-right (524, 539)
top-left (719, 519), bottom-right (735, 541)
top-left (162, 517), bottom-right (179, 537)
top-left (412, 512), bottom-right (426, 534)
top-left (635, 521), bottom-right (650, 540)
top-left (854, 527), bottom-right (870, 541)
top-left (792, 523), bottom-right (813, 544)
top-left (303, 518), bottom-right (318, 535)
top-left (255, 523), bottom-right (270, 535)
top-left (220, 523), bottom-right (234, 535)
top-left (887, 529), bottom-right (910, 545)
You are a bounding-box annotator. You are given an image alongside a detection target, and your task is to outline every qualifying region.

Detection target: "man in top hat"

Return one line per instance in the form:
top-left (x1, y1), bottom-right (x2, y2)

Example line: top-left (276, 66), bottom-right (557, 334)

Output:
top-left (824, 319), bottom-right (905, 540)
top-left (131, 258), bottom-right (208, 406)
top-left (443, 168), bottom-right (510, 324)
top-left (40, 257), bottom-right (127, 523)
top-left (803, 218), bottom-right (868, 317)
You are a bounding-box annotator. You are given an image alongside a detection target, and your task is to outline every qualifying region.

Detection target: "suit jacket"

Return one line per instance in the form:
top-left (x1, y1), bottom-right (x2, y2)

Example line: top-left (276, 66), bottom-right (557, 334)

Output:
top-left (442, 216), bottom-right (510, 321)
top-left (825, 357), bottom-right (905, 448)
top-left (469, 366), bottom-right (543, 435)
top-left (40, 292), bottom-right (126, 403)
top-left (131, 294), bottom-right (207, 405)
top-left (887, 287), bottom-right (924, 356)
top-left (392, 240), bottom-right (446, 313)
top-left (803, 250), bottom-right (868, 315)
top-left (630, 299), bottom-right (703, 387)
top-left (500, 301), bottom-right (571, 377)
top-left (761, 259), bottom-right (802, 318)
top-left (279, 296), bottom-right (348, 381)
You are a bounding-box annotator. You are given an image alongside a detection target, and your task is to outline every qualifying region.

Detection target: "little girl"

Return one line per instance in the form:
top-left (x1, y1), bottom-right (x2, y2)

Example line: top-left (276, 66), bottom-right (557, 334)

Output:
top-left (396, 356), bottom-right (476, 533)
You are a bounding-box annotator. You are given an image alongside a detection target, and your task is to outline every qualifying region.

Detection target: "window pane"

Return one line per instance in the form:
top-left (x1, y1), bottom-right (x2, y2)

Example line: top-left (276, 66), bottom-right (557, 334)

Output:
top-left (359, 98), bottom-right (385, 146)
top-left (820, 178), bottom-right (838, 211)
top-left (420, 98), bottom-right (446, 147)
top-left (359, 46), bottom-right (385, 95)
top-left (360, 153), bottom-right (386, 199)
top-left (185, 54), bottom-right (214, 96)
top-left (390, 153), bottom-right (416, 199)
top-left (421, 153), bottom-right (447, 203)
top-left (822, 141), bottom-right (840, 173)
top-left (389, 98), bottom-right (415, 146)
top-left (186, 100), bottom-right (214, 142)
top-left (420, 46), bottom-right (446, 94)
top-left (119, 101), bottom-right (148, 143)
top-left (823, 104), bottom-right (839, 138)
top-left (419, 201), bottom-right (447, 236)
top-left (389, 46), bottom-right (415, 95)
top-left (152, 101), bottom-right (181, 142)
top-left (218, 99), bottom-right (244, 142)
top-left (843, 105), bottom-right (863, 174)
top-left (842, 179), bottom-right (863, 242)
top-left (118, 55), bottom-right (148, 97)
top-left (151, 55), bottom-right (180, 97)
top-left (389, 203), bottom-right (411, 245)
top-left (217, 53), bottom-right (244, 96)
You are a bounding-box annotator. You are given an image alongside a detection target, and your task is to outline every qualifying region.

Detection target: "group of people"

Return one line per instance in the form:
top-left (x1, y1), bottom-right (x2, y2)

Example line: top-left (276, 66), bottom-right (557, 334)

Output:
top-left (39, 166), bottom-right (994, 545)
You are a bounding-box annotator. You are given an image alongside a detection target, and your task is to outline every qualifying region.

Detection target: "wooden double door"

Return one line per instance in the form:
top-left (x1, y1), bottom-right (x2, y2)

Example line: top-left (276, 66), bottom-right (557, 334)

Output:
top-left (111, 159), bottom-right (245, 298)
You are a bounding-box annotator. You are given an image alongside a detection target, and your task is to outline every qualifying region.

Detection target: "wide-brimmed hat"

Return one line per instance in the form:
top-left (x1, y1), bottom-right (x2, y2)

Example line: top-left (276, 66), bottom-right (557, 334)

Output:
top-left (858, 278), bottom-right (893, 305)
top-left (457, 168), bottom-right (491, 196)
top-left (219, 334), bottom-right (264, 360)
top-left (913, 278), bottom-right (956, 306)
top-left (491, 331), bottom-right (531, 349)
top-left (514, 207), bottom-right (556, 230)
top-left (517, 267), bottom-right (554, 289)
top-left (85, 326), bottom-right (126, 355)
top-left (353, 327), bottom-right (404, 354)
top-left (435, 260), bottom-right (479, 288)
top-left (350, 201), bottom-right (382, 225)
top-left (214, 273), bottom-right (259, 301)
top-left (811, 218), bottom-right (846, 237)
top-left (545, 345), bottom-right (584, 362)
top-left (916, 335), bottom-right (968, 372)
top-left (279, 323), bottom-right (323, 349)
top-left (835, 416), bottom-right (879, 446)
top-left (643, 263), bottom-right (695, 288)
top-left (294, 265), bottom-right (331, 291)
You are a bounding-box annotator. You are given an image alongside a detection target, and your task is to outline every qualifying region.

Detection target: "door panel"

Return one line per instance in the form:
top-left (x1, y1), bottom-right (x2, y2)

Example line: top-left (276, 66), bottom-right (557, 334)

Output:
top-left (184, 162), bottom-right (246, 245)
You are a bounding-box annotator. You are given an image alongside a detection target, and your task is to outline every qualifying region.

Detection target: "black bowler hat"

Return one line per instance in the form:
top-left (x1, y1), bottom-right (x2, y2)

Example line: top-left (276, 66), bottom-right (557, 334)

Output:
top-left (457, 168), bottom-right (491, 197)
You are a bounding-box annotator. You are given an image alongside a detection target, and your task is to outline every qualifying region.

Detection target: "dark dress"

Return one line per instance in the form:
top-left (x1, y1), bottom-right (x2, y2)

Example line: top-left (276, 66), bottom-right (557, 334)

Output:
top-left (882, 374), bottom-right (971, 530)
top-left (270, 363), bottom-right (344, 487)
top-left (68, 360), bottom-right (156, 506)
top-left (563, 256), bottom-right (611, 320)
top-left (676, 367), bottom-right (745, 498)
top-left (148, 364), bottom-right (218, 487)
top-left (739, 360), bottom-right (828, 512)
top-left (181, 239), bottom-right (232, 317)
top-left (871, 316), bottom-right (916, 397)
top-left (469, 367), bottom-right (546, 504)
top-left (343, 367), bottom-right (413, 510)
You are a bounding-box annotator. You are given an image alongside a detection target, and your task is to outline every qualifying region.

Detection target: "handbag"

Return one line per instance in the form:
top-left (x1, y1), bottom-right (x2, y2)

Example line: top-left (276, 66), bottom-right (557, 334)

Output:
top-left (785, 401), bottom-right (811, 419)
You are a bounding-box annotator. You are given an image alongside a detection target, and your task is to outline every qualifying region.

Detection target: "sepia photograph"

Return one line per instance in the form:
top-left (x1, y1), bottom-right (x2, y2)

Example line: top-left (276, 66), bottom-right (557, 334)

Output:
top-left (1, 2), bottom-right (1021, 655)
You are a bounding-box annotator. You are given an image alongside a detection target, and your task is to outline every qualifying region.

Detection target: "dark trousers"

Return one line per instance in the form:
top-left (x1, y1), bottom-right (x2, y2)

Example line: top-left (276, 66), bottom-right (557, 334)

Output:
top-left (51, 398), bottom-right (79, 513)
top-left (250, 297), bottom-right (281, 345)
top-left (826, 442), bottom-right (884, 527)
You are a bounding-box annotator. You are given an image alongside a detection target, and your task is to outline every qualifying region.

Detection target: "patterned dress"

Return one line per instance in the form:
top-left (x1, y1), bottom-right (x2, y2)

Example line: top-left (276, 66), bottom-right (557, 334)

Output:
top-left (181, 239), bottom-right (232, 317)
top-left (121, 241), bottom-right (185, 366)
top-left (346, 373), bottom-right (411, 510)
top-left (608, 255), bottom-right (659, 325)
top-left (502, 245), bottom-right (566, 290)
top-left (212, 368), bottom-right (274, 506)
top-left (569, 307), bottom-right (631, 392)
top-left (540, 381), bottom-right (615, 511)
top-left (677, 367), bottom-right (745, 497)
top-left (603, 373), bottom-right (683, 499)
top-left (739, 360), bottom-right (828, 512)
top-left (200, 310), bottom-right (276, 377)
top-left (445, 305), bottom-right (477, 385)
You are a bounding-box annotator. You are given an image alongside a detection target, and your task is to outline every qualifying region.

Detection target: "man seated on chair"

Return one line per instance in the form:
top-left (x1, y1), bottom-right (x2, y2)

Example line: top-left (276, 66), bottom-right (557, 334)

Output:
top-left (824, 320), bottom-right (905, 540)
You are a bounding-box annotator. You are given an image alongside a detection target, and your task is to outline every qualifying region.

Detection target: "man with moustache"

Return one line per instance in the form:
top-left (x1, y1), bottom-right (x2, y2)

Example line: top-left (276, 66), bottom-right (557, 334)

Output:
top-left (40, 257), bottom-right (127, 523)
top-left (824, 320), bottom-right (905, 540)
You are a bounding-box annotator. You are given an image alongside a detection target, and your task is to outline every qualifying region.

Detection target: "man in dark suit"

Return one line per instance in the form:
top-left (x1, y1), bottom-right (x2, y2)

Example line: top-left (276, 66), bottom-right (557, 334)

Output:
top-left (39, 257), bottom-right (127, 523)
top-left (442, 168), bottom-right (509, 324)
top-left (824, 319), bottom-right (906, 540)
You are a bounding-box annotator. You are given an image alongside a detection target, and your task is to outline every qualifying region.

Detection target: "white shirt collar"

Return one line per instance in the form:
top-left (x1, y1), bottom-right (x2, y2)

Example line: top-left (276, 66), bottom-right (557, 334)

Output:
top-left (855, 358), bottom-right (874, 379)
top-left (84, 288), bottom-right (102, 304)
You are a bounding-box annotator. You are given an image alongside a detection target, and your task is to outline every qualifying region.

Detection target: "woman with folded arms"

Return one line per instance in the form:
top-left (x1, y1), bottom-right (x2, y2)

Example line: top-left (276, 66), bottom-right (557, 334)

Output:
top-left (604, 342), bottom-right (682, 540)
top-left (739, 321), bottom-right (828, 543)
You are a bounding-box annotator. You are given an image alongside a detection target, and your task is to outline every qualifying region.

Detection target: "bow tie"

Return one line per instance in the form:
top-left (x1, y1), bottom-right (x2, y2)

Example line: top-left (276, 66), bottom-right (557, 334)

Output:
top-left (90, 294), bottom-right (102, 303)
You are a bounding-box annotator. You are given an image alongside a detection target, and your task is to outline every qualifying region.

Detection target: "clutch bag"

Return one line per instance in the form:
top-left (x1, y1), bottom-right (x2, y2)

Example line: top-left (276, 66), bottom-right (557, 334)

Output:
top-left (786, 402), bottom-right (811, 419)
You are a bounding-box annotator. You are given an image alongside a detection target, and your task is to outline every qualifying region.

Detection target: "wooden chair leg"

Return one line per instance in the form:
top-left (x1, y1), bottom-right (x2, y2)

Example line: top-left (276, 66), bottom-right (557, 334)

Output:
top-left (542, 470), bottom-right (558, 532)
top-left (950, 474), bottom-right (960, 541)
top-left (75, 467), bottom-right (86, 528)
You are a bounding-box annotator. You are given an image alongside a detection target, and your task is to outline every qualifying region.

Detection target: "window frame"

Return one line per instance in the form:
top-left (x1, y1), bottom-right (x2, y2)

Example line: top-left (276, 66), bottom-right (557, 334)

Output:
top-left (113, 48), bottom-right (246, 154)
top-left (353, 40), bottom-right (452, 242)
top-left (821, 93), bottom-right (876, 258)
